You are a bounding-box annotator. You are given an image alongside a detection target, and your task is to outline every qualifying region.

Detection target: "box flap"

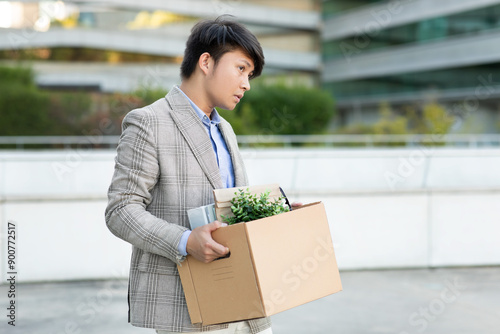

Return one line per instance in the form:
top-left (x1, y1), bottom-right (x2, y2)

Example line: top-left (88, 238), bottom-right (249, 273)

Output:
top-left (245, 202), bottom-right (342, 316)
top-left (213, 184), bottom-right (281, 222)
top-left (177, 260), bottom-right (202, 324)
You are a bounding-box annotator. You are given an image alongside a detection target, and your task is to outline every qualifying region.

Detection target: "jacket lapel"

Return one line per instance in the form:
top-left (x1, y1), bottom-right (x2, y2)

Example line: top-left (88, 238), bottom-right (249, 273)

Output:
top-left (166, 89), bottom-right (223, 190)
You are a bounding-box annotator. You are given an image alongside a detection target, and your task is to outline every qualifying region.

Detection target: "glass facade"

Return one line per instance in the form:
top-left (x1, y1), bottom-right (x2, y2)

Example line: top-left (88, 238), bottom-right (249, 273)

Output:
top-left (324, 63), bottom-right (500, 100)
top-left (324, 4), bottom-right (500, 61)
top-left (322, 3), bottom-right (500, 101)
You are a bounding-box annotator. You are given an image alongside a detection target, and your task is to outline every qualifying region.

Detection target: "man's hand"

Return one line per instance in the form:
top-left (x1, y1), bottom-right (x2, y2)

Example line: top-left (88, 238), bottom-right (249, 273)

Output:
top-left (186, 221), bottom-right (229, 263)
top-left (291, 202), bottom-right (303, 210)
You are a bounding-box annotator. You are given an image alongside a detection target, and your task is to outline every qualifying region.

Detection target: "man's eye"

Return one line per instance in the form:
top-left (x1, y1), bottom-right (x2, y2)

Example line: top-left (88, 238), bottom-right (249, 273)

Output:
top-left (239, 66), bottom-right (245, 71)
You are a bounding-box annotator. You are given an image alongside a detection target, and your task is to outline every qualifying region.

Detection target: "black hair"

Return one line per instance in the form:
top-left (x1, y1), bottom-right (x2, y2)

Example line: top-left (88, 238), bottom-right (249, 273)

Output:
top-left (180, 16), bottom-right (264, 80)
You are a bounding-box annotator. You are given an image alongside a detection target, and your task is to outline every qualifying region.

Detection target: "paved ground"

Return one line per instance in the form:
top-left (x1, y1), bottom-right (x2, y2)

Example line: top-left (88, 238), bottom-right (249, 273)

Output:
top-left (1, 267), bottom-right (499, 334)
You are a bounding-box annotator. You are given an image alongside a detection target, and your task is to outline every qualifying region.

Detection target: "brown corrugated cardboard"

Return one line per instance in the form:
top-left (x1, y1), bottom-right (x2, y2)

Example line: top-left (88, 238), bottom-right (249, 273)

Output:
top-left (177, 202), bottom-right (342, 326)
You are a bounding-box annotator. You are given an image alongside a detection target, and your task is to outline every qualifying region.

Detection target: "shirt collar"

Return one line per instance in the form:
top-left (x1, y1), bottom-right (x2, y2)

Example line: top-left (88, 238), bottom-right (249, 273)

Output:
top-left (175, 86), bottom-right (221, 125)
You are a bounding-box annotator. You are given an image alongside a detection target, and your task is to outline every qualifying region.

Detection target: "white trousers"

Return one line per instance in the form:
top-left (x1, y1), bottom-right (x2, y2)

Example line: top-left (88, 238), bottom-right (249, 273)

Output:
top-left (156, 321), bottom-right (273, 334)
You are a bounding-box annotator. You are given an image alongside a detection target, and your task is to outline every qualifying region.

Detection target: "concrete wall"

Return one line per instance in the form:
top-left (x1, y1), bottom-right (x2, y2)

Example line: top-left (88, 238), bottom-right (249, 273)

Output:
top-left (1, 148), bottom-right (499, 282)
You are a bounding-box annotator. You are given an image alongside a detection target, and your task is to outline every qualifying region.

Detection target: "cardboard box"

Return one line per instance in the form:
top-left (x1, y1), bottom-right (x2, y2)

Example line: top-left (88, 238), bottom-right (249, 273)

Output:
top-left (177, 201), bottom-right (342, 326)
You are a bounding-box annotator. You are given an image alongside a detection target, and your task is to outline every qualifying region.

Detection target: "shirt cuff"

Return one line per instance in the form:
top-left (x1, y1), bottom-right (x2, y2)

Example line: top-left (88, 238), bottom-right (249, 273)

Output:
top-left (178, 230), bottom-right (192, 256)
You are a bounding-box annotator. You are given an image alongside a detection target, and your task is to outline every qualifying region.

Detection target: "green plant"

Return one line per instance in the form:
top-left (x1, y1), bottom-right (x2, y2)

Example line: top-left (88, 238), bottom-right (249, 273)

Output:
top-left (218, 78), bottom-right (335, 136)
top-left (422, 102), bottom-right (454, 134)
top-left (372, 102), bottom-right (409, 135)
top-left (0, 65), bottom-right (53, 135)
top-left (0, 66), bottom-right (35, 86)
top-left (334, 101), bottom-right (457, 146)
top-left (222, 189), bottom-right (290, 225)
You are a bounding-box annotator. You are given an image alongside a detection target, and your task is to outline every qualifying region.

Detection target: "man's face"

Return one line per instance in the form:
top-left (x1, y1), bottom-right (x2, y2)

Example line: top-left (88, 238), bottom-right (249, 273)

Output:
top-left (204, 48), bottom-right (254, 111)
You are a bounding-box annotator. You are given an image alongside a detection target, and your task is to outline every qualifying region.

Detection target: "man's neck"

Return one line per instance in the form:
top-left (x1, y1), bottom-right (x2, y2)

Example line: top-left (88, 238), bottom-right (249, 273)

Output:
top-left (179, 81), bottom-right (213, 119)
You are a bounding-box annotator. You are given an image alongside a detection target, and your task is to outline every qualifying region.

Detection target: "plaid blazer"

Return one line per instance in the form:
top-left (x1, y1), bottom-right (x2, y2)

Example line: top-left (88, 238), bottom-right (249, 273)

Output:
top-left (105, 87), bottom-right (271, 333)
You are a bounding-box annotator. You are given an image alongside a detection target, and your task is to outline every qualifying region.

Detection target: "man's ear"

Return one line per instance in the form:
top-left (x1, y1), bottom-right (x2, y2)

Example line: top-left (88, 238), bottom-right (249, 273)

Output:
top-left (198, 52), bottom-right (212, 76)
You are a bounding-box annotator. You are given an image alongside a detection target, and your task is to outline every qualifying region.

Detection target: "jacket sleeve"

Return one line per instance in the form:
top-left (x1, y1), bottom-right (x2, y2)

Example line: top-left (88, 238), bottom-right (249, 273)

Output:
top-left (105, 107), bottom-right (188, 264)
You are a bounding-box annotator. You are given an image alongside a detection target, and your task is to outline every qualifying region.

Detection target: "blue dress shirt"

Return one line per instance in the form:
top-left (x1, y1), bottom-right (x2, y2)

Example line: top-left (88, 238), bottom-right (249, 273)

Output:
top-left (176, 86), bottom-right (235, 256)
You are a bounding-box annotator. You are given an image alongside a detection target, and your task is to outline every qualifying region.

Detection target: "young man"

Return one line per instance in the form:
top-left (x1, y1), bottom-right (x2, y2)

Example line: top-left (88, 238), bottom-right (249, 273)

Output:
top-left (105, 16), bottom-right (272, 333)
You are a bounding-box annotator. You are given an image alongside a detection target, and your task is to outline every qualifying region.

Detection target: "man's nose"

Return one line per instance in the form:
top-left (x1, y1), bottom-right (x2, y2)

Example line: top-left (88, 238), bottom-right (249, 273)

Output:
top-left (242, 77), bottom-right (250, 91)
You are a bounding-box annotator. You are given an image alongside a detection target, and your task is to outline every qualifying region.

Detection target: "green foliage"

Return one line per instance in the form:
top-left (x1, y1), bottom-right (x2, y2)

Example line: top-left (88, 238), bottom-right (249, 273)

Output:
top-left (0, 66), bottom-right (35, 87)
top-left (47, 91), bottom-right (93, 135)
top-left (336, 101), bottom-right (455, 136)
top-left (421, 102), bottom-right (454, 135)
top-left (131, 87), bottom-right (167, 105)
top-left (80, 93), bottom-right (144, 136)
top-left (0, 65), bottom-right (100, 135)
top-left (222, 189), bottom-right (290, 225)
top-left (372, 102), bottom-right (409, 135)
top-left (335, 123), bottom-right (374, 135)
top-left (333, 101), bottom-right (457, 146)
top-left (219, 80), bottom-right (335, 135)
top-left (0, 65), bottom-right (170, 136)
top-left (0, 66), bottom-right (53, 135)
top-left (0, 83), bottom-right (52, 136)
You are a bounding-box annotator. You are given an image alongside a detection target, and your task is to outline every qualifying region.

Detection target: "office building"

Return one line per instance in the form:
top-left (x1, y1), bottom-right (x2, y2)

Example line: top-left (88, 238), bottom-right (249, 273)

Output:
top-left (323, 0), bottom-right (500, 132)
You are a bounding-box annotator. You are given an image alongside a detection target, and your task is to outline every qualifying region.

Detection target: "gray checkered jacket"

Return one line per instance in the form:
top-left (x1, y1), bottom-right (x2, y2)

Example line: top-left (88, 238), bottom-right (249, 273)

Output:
top-left (105, 87), bottom-right (271, 333)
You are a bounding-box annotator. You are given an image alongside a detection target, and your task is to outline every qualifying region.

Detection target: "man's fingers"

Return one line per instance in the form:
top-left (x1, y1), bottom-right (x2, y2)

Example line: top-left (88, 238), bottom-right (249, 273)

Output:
top-left (207, 220), bottom-right (228, 231)
top-left (187, 221), bottom-right (230, 263)
top-left (208, 241), bottom-right (229, 256)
